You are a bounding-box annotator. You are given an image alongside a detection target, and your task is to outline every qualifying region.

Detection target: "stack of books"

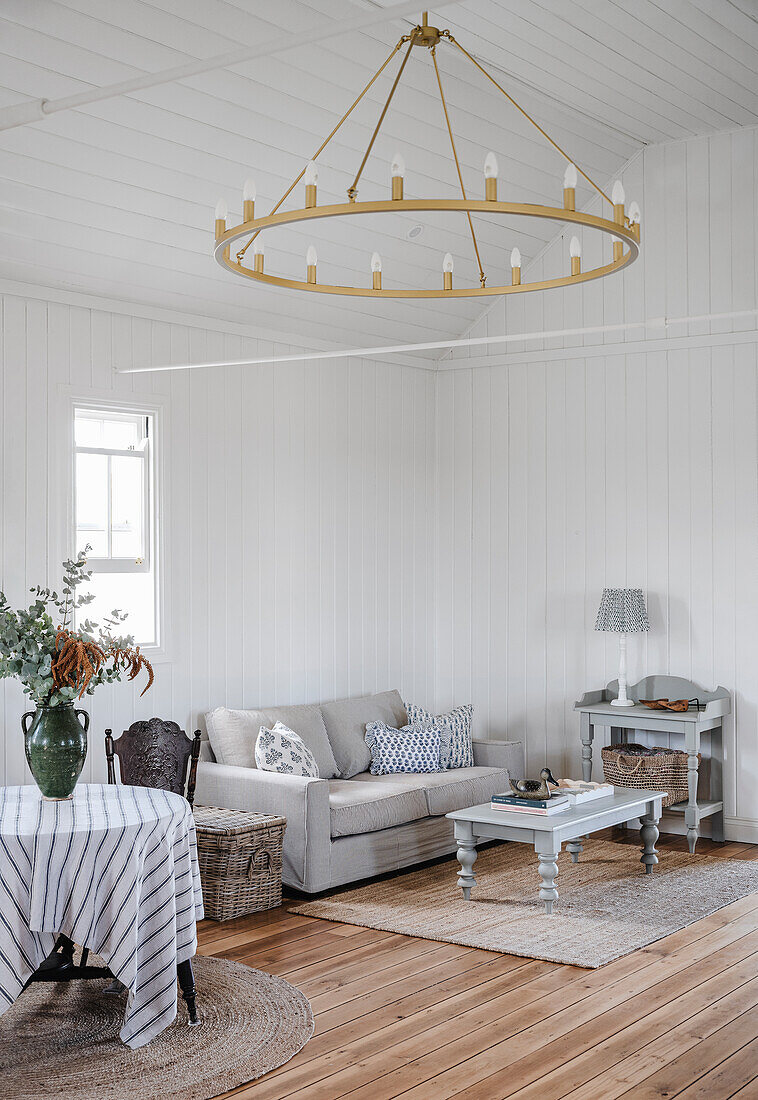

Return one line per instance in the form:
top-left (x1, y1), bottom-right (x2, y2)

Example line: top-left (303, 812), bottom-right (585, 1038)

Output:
top-left (490, 792), bottom-right (570, 816)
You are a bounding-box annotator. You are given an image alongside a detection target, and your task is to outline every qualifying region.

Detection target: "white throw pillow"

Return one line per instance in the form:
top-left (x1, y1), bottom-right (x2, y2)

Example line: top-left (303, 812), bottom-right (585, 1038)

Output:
top-left (254, 722), bottom-right (320, 778)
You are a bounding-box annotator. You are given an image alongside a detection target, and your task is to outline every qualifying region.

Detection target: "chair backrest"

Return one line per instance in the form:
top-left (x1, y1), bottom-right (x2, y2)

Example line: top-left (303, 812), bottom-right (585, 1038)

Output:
top-left (105, 718), bottom-right (202, 807)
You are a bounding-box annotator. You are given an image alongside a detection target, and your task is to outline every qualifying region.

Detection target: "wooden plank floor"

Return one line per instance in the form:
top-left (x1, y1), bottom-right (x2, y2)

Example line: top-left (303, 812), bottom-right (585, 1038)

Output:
top-left (199, 831), bottom-right (758, 1100)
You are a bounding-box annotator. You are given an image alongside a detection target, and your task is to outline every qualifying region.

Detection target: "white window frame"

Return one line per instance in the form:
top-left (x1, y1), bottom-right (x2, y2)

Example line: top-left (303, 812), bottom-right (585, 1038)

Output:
top-left (74, 407), bottom-right (152, 574)
top-left (59, 388), bottom-right (168, 655)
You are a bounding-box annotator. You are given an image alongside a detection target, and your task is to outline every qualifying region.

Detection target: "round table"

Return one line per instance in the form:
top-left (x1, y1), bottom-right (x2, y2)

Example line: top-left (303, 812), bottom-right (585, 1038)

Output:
top-left (0, 783), bottom-right (204, 1048)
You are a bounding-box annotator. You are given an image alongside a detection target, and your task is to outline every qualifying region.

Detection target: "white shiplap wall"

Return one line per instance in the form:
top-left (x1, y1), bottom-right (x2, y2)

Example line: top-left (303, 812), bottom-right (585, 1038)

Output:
top-left (434, 126), bottom-right (758, 839)
top-left (0, 290), bottom-right (436, 784)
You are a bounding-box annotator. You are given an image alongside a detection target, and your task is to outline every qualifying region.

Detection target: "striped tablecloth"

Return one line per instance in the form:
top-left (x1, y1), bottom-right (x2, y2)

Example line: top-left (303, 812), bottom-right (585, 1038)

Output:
top-left (0, 783), bottom-right (204, 1048)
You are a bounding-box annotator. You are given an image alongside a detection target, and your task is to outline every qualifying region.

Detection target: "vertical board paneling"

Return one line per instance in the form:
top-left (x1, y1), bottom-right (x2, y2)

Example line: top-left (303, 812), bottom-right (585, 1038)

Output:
top-left (1, 301), bottom-right (437, 780)
top-left (434, 127), bottom-right (758, 834)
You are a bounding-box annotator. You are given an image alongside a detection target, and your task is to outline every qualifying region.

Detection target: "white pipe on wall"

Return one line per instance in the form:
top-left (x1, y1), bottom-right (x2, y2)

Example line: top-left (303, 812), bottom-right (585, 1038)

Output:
top-left (115, 308), bottom-right (758, 374)
top-left (0, 0), bottom-right (460, 131)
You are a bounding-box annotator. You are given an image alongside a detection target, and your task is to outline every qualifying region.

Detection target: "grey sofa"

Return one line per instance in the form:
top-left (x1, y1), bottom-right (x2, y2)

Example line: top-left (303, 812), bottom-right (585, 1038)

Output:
top-left (195, 689), bottom-right (524, 893)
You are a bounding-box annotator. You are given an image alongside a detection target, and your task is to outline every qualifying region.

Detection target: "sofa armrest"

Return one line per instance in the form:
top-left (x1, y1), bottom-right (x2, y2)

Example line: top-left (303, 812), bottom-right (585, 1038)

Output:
top-left (194, 761), bottom-right (331, 893)
top-left (472, 738), bottom-right (524, 777)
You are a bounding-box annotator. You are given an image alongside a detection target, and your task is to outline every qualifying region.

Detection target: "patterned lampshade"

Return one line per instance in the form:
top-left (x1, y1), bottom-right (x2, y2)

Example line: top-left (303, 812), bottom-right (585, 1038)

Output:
top-left (595, 588), bottom-right (650, 633)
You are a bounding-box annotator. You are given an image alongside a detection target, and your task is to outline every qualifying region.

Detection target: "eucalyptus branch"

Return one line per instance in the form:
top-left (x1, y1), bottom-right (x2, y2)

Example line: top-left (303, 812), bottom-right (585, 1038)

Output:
top-left (0, 554), bottom-right (153, 707)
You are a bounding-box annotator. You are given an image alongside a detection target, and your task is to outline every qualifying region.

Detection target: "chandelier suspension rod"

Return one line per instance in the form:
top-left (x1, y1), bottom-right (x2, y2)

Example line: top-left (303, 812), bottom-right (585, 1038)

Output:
top-left (347, 32), bottom-right (418, 202)
top-left (430, 45), bottom-right (486, 288)
top-left (237, 35), bottom-right (407, 262)
top-left (445, 34), bottom-right (613, 208)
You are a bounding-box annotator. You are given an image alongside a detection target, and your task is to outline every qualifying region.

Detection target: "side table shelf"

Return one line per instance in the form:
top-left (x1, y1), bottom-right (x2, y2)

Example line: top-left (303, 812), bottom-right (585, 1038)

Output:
top-left (575, 675), bottom-right (731, 853)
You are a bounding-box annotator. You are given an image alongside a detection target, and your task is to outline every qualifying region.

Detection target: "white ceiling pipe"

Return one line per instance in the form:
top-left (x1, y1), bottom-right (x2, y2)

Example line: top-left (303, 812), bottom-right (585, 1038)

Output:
top-left (0, 0), bottom-right (460, 132)
top-left (115, 308), bottom-right (758, 374)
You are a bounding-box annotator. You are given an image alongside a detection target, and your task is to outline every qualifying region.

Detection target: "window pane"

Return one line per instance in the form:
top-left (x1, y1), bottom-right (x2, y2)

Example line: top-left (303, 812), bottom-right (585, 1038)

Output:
top-left (111, 456), bottom-right (144, 558)
top-left (103, 419), bottom-right (141, 450)
top-left (76, 452), bottom-right (109, 556)
top-left (76, 571), bottom-right (156, 647)
top-left (74, 416), bottom-right (103, 447)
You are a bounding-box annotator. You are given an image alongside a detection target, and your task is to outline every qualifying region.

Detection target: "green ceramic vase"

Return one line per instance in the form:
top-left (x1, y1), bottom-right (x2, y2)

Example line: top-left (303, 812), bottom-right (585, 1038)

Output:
top-left (22, 704), bottom-right (89, 800)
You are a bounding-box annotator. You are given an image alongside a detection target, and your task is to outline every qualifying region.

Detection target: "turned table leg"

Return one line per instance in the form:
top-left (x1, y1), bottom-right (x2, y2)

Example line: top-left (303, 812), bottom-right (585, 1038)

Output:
top-left (566, 838), bottom-right (584, 863)
top-left (640, 811), bottom-right (659, 875)
top-left (454, 821), bottom-right (478, 901)
top-left (536, 844), bottom-right (560, 914)
top-left (686, 731), bottom-right (700, 854)
top-left (580, 713), bottom-right (594, 783)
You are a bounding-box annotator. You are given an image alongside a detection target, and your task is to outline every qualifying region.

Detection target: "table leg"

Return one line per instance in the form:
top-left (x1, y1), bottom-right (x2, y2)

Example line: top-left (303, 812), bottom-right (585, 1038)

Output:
top-left (685, 729), bottom-right (700, 854)
top-left (710, 726), bottom-right (725, 844)
top-left (640, 810), bottom-right (659, 874)
top-left (580, 714), bottom-right (594, 783)
top-left (454, 821), bottom-right (478, 901)
top-left (536, 843), bottom-right (560, 914)
top-left (177, 959), bottom-right (200, 1026)
top-left (566, 838), bottom-right (584, 863)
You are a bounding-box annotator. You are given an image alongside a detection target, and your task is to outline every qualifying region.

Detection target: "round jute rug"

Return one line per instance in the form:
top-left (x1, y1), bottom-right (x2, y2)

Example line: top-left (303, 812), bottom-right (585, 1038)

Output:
top-left (0, 956), bottom-right (314, 1100)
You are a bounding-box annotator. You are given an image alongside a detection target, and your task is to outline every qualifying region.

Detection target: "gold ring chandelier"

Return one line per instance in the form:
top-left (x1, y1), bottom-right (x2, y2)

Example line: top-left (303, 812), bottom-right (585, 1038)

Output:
top-left (213, 12), bottom-right (641, 299)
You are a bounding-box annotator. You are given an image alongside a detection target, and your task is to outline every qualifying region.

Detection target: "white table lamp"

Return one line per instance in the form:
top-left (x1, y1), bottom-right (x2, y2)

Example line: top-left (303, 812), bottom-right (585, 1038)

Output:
top-left (595, 588), bottom-right (650, 707)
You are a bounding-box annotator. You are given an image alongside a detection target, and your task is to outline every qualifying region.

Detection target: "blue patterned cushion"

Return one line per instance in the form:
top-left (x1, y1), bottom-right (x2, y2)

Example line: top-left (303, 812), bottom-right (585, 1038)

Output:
top-left (364, 722), bottom-right (449, 776)
top-left (254, 722), bottom-right (320, 777)
top-left (405, 703), bottom-right (474, 769)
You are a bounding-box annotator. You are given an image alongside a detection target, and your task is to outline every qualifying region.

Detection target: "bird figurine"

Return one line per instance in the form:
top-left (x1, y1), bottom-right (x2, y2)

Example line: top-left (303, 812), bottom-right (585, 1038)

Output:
top-left (509, 768), bottom-right (560, 801)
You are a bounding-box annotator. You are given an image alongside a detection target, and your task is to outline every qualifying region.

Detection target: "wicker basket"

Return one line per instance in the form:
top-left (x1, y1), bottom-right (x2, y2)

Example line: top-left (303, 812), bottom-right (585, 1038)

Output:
top-left (601, 743), bottom-right (700, 809)
top-left (193, 806), bottom-right (286, 921)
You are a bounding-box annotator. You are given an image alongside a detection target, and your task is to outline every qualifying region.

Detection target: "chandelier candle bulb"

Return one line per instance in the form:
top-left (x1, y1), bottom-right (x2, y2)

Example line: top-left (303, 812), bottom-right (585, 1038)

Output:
top-left (306, 244), bottom-right (317, 284)
top-left (443, 251), bottom-right (454, 290)
top-left (391, 151), bottom-right (405, 200)
top-left (243, 178), bottom-right (256, 221)
top-left (214, 198), bottom-right (227, 240)
top-left (612, 179), bottom-right (625, 225)
top-left (371, 251), bottom-right (382, 290)
top-left (484, 151), bottom-right (498, 200)
top-left (304, 160), bottom-right (318, 209)
top-left (563, 162), bottom-right (578, 211)
top-left (511, 246), bottom-right (521, 285)
top-left (253, 236), bottom-right (264, 274)
top-left (570, 235), bottom-right (581, 276)
top-left (628, 200), bottom-right (641, 240)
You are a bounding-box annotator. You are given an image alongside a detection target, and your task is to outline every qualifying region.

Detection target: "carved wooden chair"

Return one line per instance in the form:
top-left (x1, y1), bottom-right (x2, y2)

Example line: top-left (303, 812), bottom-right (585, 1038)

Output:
top-left (105, 717), bottom-right (202, 807)
top-left (103, 718), bottom-right (203, 1023)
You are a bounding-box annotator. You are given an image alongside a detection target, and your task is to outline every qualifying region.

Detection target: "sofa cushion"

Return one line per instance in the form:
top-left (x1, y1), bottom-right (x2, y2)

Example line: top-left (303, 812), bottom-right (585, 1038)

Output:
top-left (265, 703), bottom-right (338, 778)
top-left (328, 773), bottom-right (428, 838)
top-left (205, 703), bottom-right (338, 779)
top-left (320, 690), bottom-right (407, 779)
top-left (374, 766), bottom-right (512, 817)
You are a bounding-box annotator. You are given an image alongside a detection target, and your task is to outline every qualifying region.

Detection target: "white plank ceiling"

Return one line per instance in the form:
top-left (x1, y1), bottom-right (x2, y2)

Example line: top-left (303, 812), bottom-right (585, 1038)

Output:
top-left (1, 0), bottom-right (757, 352)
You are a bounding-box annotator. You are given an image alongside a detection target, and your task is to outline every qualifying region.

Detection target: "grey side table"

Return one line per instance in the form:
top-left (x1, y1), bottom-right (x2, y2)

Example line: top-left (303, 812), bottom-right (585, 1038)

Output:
top-left (575, 676), bottom-right (730, 853)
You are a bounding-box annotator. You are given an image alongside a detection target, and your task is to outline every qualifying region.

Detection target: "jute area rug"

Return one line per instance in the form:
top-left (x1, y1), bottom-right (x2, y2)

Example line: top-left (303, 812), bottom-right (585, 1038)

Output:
top-left (290, 838), bottom-right (758, 968)
top-left (0, 955), bottom-right (313, 1100)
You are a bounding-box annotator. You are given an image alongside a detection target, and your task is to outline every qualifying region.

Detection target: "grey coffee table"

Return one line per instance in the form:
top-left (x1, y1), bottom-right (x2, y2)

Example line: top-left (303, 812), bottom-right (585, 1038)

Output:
top-left (446, 788), bottom-right (665, 914)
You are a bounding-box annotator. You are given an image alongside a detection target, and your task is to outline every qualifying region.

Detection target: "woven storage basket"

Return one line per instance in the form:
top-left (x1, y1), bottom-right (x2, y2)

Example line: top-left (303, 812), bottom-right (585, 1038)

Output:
top-left (601, 743), bottom-right (700, 809)
top-left (193, 806), bottom-right (286, 921)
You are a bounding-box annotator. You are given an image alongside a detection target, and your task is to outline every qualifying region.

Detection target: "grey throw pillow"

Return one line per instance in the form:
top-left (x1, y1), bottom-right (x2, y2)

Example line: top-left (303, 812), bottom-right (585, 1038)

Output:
top-left (320, 690), bottom-right (408, 778)
top-left (205, 702), bottom-right (338, 778)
